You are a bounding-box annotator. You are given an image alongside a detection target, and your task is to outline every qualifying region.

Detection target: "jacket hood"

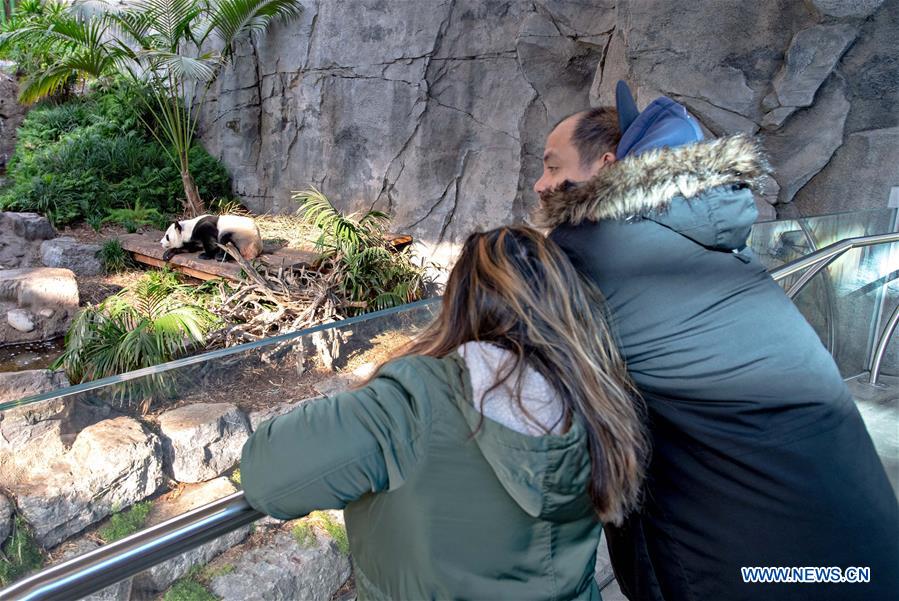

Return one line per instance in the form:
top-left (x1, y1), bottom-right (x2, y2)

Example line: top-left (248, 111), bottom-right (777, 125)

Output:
top-left (534, 134), bottom-right (771, 231)
top-left (443, 353), bottom-right (595, 523)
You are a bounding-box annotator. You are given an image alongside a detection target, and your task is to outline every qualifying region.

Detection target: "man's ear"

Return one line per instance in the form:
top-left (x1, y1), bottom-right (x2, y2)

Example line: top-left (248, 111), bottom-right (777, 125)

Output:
top-left (588, 151), bottom-right (617, 176)
top-left (598, 151), bottom-right (616, 169)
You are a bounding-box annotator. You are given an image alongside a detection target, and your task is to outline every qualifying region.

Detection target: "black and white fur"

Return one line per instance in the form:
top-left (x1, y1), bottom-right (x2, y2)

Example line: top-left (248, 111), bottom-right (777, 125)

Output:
top-left (160, 214), bottom-right (263, 262)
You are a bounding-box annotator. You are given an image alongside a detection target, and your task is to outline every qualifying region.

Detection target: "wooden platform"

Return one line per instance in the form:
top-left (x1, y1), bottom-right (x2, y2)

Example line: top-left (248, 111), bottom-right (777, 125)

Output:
top-left (119, 232), bottom-right (321, 282)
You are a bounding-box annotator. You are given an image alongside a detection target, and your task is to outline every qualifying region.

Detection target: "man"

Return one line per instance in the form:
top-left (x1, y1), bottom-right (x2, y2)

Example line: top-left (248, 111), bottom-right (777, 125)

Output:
top-left (532, 82), bottom-right (899, 600)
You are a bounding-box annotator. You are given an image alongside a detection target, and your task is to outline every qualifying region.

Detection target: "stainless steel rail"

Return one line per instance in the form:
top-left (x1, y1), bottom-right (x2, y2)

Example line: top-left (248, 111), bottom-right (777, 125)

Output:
top-left (768, 231), bottom-right (899, 287)
top-left (3, 233), bottom-right (899, 601)
top-left (0, 493), bottom-right (260, 601)
top-left (869, 302), bottom-right (899, 385)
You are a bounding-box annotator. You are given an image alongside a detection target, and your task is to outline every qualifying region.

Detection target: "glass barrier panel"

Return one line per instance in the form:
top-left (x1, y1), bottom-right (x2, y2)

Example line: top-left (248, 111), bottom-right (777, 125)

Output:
top-left (0, 299), bottom-right (440, 593)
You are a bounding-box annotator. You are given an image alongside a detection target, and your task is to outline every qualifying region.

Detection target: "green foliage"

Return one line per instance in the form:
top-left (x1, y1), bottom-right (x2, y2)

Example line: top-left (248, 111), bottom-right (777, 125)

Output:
top-left (52, 269), bottom-right (220, 408)
top-left (0, 0), bottom-right (78, 100)
top-left (294, 188), bottom-right (431, 316)
top-left (0, 516), bottom-right (44, 587)
top-left (0, 0), bottom-right (303, 214)
top-left (99, 239), bottom-right (136, 274)
top-left (102, 200), bottom-right (165, 232)
top-left (0, 80), bottom-right (233, 226)
top-left (98, 501), bottom-right (152, 543)
top-left (163, 578), bottom-right (218, 601)
top-left (229, 468), bottom-right (240, 486)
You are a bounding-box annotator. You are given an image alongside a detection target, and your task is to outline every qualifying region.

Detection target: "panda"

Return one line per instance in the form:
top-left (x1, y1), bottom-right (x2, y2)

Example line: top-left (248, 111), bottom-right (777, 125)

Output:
top-left (160, 214), bottom-right (263, 262)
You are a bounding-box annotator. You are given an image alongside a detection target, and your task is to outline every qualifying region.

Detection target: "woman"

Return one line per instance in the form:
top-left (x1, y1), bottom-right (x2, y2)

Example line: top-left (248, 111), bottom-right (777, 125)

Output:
top-left (241, 226), bottom-right (648, 600)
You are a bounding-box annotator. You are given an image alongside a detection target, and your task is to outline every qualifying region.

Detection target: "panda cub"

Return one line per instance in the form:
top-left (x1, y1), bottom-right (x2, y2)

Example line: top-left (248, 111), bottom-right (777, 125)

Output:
top-left (160, 214), bottom-right (262, 262)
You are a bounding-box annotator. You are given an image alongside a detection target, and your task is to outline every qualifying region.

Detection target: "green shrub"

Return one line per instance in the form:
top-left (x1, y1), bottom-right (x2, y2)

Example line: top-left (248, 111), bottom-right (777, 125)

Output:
top-left (0, 516), bottom-right (44, 587)
top-left (0, 81), bottom-right (233, 226)
top-left (99, 239), bottom-right (135, 274)
top-left (102, 200), bottom-right (165, 233)
top-left (98, 501), bottom-right (153, 543)
top-left (293, 188), bottom-right (432, 316)
top-left (52, 270), bottom-right (220, 409)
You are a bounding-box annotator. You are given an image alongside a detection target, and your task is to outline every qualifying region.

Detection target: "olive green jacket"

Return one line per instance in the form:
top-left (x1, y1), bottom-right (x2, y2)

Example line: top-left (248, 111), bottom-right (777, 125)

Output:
top-left (241, 352), bottom-right (603, 600)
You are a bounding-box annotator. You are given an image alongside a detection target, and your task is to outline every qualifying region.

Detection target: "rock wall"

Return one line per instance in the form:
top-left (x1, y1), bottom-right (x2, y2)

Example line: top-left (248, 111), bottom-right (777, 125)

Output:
top-left (0, 64), bottom-right (25, 176)
top-left (195, 0), bottom-right (897, 259)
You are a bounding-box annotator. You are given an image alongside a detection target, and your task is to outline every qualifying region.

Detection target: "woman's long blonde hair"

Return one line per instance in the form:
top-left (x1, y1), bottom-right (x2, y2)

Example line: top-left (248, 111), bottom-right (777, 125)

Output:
top-left (382, 226), bottom-right (647, 525)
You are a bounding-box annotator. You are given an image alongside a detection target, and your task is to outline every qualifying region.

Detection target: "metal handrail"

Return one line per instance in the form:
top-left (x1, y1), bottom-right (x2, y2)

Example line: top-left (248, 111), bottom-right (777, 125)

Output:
top-left (0, 493), bottom-right (260, 601)
top-left (768, 231), bottom-right (899, 287)
top-left (3, 232), bottom-right (899, 601)
top-left (869, 303), bottom-right (899, 385)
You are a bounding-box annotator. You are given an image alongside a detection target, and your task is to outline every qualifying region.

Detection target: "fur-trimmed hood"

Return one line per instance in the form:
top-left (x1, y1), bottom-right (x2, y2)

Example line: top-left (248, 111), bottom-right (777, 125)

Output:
top-left (534, 134), bottom-right (771, 229)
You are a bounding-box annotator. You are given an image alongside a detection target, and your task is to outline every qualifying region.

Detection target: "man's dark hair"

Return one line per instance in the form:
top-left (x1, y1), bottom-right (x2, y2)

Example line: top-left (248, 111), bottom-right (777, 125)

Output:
top-left (557, 107), bottom-right (621, 168)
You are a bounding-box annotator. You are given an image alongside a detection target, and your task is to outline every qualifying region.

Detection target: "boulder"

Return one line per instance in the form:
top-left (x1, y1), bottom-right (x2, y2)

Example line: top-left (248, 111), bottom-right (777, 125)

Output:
top-left (248, 400), bottom-right (302, 432)
top-left (132, 478), bottom-right (250, 594)
top-left (10, 416), bottom-right (164, 547)
top-left (157, 403), bottom-right (251, 483)
top-left (7, 308), bottom-right (35, 333)
top-left (0, 368), bottom-right (69, 403)
top-left (54, 538), bottom-right (133, 601)
top-left (40, 237), bottom-right (103, 276)
top-left (4, 212), bottom-right (57, 242)
top-left (208, 525), bottom-right (351, 601)
top-left (0, 268), bottom-right (79, 345)
top-left (0, 213), bottom-right (57, 270)
top-left (0, 391), bottom-right (73, 485)
top-left (0, 492), bottom-right (12, 546)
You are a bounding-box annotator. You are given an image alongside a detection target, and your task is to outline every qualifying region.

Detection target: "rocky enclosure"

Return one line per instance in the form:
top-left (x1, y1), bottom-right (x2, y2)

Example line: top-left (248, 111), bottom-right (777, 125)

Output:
top-left (198, 0), bottom-right (898, 261)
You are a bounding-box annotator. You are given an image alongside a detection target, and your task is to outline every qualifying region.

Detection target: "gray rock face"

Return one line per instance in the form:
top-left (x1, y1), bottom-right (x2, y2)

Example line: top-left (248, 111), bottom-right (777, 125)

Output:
top-left (810, 0), bottom-right (885, 18)
top-left (157, 403), bottom-right (251, 482)
top-left (40, 237), bottom-right (103, 276)
top-left (133, 478), bottom-right (250, 594)
top-left (55, 538), bottom-right (133, 601)
top-left (208, 528), bottom-right (352, 601)
top-left (794, 126), bottom-right (899, 214)
top-left (0, 267), bottom-right (79, 345)
top-left (197, 0), bottom-right (898, 236)
top-left (769, 24), bottom-right (857, 111)
top-left (0, 73), bottom-right (26, 174)
top-left (765, 75), bottom-right (851, 204)
top-left (10, 416), bottom-right (163, 547)
top-left (0, 493), bottom-right (12, 546)
top-left (0, 212), bottom-right (57, 270)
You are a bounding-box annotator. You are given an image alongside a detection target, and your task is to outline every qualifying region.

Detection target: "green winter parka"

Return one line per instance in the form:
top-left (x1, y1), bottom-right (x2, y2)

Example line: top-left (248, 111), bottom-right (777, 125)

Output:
top-left (241, 352), bottom-right (604, 601)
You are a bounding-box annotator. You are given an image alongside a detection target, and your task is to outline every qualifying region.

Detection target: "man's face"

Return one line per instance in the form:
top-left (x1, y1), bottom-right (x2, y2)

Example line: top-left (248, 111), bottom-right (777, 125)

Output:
top-left (533, 115), bottom-right (615, 200)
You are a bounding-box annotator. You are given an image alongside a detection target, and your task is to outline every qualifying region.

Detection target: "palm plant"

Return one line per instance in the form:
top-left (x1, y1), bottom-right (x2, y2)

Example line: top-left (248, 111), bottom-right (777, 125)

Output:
top-left (0, 0), bottom-right (303, 215)
top-left (294, 187), bottom-right (432, 315)
top-left (53, 270), bottom-right (219, 410)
